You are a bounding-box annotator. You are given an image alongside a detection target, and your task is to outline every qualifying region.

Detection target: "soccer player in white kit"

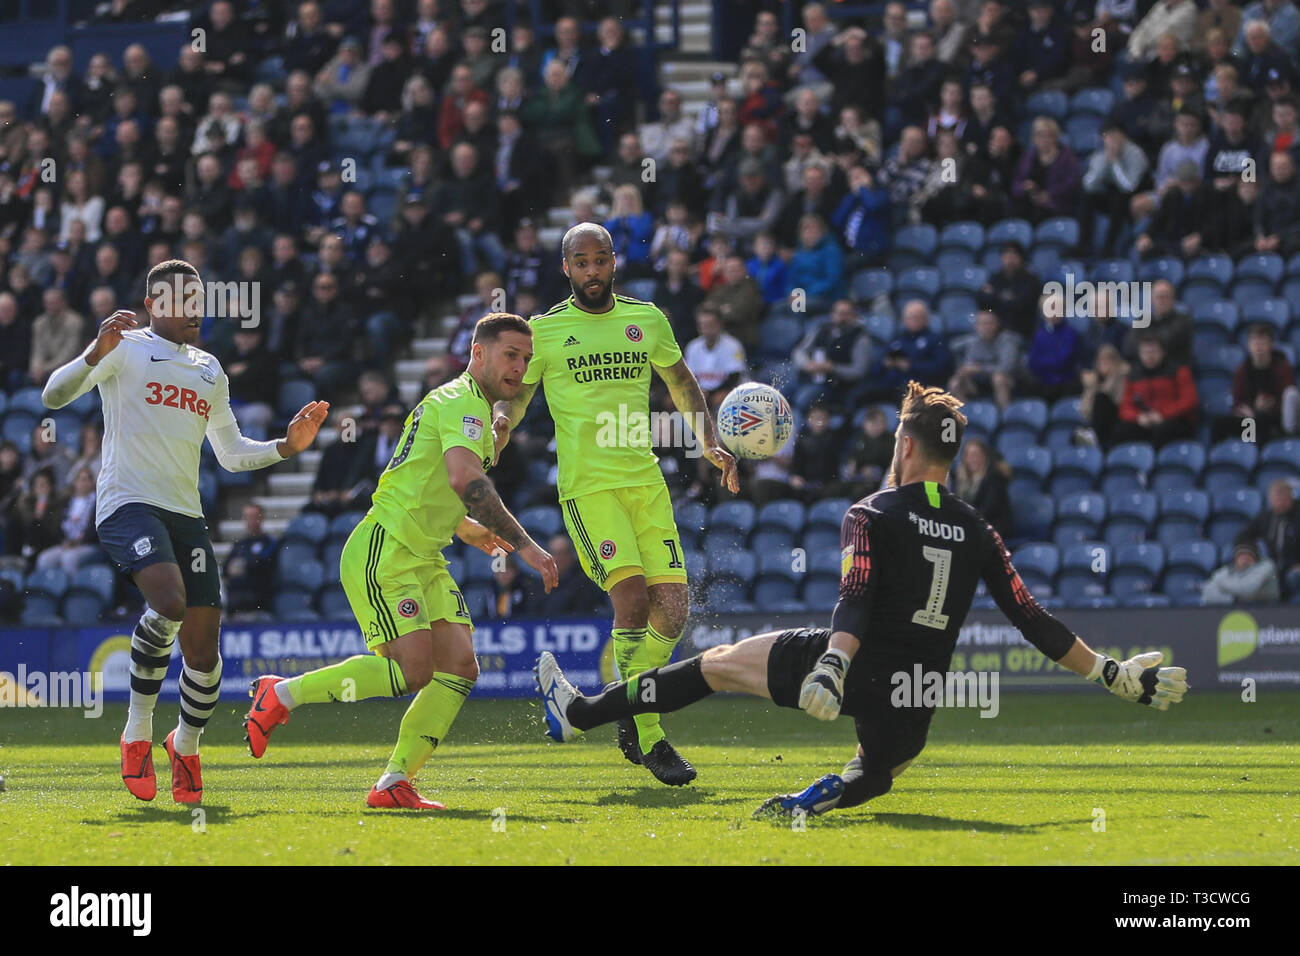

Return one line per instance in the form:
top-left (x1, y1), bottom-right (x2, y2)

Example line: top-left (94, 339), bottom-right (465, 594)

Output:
top-left (41, 259), bottom-right (329, 804)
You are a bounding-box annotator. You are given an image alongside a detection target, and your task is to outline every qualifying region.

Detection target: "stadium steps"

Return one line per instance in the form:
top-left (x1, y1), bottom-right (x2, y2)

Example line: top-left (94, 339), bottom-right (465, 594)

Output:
top-left (268, 472), bottom-right (315, 497)
top-left (251, 494), bottom-right (310, 520)
top-left (656, 0), bottom-right (712, 53)
top-left (410, 337), bottom-right (450, 359)
top-left (219, 517), bottom-right (289, 540)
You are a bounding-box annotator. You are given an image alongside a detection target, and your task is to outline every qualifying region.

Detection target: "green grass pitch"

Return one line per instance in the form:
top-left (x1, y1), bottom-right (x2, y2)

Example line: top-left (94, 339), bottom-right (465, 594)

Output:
top-left (2, 691), bottom-right (1296, 865)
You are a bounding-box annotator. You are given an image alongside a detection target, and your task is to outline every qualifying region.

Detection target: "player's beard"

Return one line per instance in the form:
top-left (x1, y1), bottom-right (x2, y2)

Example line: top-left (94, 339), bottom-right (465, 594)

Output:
top-left (572, 277), bottom-right (612, 311)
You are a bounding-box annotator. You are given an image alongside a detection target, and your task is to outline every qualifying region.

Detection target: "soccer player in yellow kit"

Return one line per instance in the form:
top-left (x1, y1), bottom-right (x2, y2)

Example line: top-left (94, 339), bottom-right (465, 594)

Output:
top-left (244, 314), bottom-right (558, 809)
top-left (494, 224), bottom-right (739, 785)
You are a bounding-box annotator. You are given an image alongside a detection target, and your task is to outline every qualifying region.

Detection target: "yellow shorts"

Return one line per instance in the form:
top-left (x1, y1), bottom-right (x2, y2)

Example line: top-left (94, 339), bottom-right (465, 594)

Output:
top-left (339, 514), bottom-right (473, 650)
top-left (560, 482), bottom-right (687, 592)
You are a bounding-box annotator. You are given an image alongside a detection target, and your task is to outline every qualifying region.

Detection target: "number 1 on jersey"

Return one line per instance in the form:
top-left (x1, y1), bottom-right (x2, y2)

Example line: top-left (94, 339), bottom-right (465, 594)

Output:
top-left (912, 546), bottom-right (952, 631)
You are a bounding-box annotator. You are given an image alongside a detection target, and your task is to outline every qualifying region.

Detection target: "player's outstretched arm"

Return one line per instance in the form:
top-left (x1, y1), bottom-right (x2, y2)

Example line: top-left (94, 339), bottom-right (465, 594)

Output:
top-left (653, 357), bottom-right (739, 494)
top-left (208, 383), bottom-right (330, 471)
top-left (446, 445), bottom-right (557, 591)
top-left (490, 381), bottom-right (538, 464)
top-left (1057, 638), bottom-right (1189, 710)
top-left (456, 516), bottom-right (516, 556)
top-left (41, 309), bottom-right (136, 408)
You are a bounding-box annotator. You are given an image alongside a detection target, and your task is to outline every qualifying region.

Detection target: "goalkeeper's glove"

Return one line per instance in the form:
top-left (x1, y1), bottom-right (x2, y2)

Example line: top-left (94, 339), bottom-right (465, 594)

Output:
top-left (1088, 650), bottom-right (1188, 710)
top-left (798, 649), bottom-right (851, 721)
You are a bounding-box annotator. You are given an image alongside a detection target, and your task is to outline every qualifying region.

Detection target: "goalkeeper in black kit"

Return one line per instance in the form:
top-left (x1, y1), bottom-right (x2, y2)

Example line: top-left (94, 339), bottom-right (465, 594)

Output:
top-left (537, 382), bottom-right (1189, 817)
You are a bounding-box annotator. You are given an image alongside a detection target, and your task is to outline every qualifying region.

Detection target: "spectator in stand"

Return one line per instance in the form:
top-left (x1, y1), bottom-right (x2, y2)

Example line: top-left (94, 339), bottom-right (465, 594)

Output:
top-left (1012, 117), bottom-right (1082, 223)
top-left (0, 441), bottom-right (23, 553)
top-left (1080, 287), bottom-right (1128, 363)
top-left (831, 163), bottom-right (891, 270)
top-left (1214, 177), bottom-right (1263, 257)
top-left (1133, 108), bottom-right (1209, 220)
top-left (294, 271), bottom-right (358, 396)
top-left (433, 141), bottom-right (506, 277)
top-left (880, 127), bottom-right (933, 226)
top-left (717, 157), bottom-right (784, 248)
top-left (67, 421), bottom-right (102, 487)
top-left (1201, 535), bottom-right (1281, 605)
top-left (1197, 0), bottom-right (1244, 54)
top-left (13, 468), bottom-right (62, 569)
top-left (640, 89), bottom-right (695, 166)
top-left (29, 287), bottom-right (87, 386)
top-left (1255, 148), bottom-right (1300, 256)
top-left (792, 298), bottom-right (873, 412)
top-left (1121, 279), bottom-right (1193, 368)
top-left (878, 2), bottom-right (913, 80)
top-left (952, 437), bottom-right (1013, 538)
top-left (1128, 0), bottom-right (1197, 62)
top-left (870, 299), bottom-right (953, 398)
top-left (317, 37), bottom-right (371, 113)
top-left (522, 59), bottom-right (601, 194)
top-left (1215, 323), bottom-right (1300, 442)
top-left (654, 247), bottom-right (705, 344)
top-left (584, 17), bottom-right (639, 152)
top-left (824, 406), bottom-right (895, 499)
top-left (1027, 297), bottom-right (1085, 402)
top-left (736, 60), bottom-right (785, 140)
top-left (683, 307), bottom-right (747, 412)
top-left (33, 466), bottom-right (96, 574)
top-left (1017, 0), bottom-right (1070, 93)
top-left (527, 534), bottom-right (607, 618)
top-left (779, 161), bottom-right (840, 251)
top-left (284, 1), bottom-right (340, 76)
top-left (649, 199), bottom-right (694, 272)
top-left (654, 137), bottom-right (709, 218)
top-left (965, 33), bottom-right (1016, 108)
top-left (1111, 63), bottom-right (1165, 158)
top-left (1235, 1), bottom-right (1300, 60)
top-left (224, 502), bottom-right (277, 616)
top-left (926, 78), bottom-right (969, 141)
top-left (447, 270), bottom-right (503, 375)
top-left (1134, 158), bottom-right (1214, 260)
top-left (220, 326), bottom-right (278, 437)
top-left (702, 254), bottom-right (764, 350)
top-left (948, 308), bottom-right (1021, 408)
top-left (978, 241), bottom-right (1041, 340)
top-left (888, 32), bottom-right (946, 138)
top-left (746, 231), bottom-right (789, 306)
top-left (1079, 343), bottom-right (1130, 449)
top-left (59, 170), bottom-right (104, 243)
top-left (603, 184), bottom-right (654, 277)
top-left (490, 556), bottom-right (530, 619)
top-left (1114, 332), bottom-right (1199, 447)
top-left (930, 0), bottom-right (968, 65)
top-left (0, 292), bottom-right (32, 390)
top-left (789, 2), bottom-right (840, 94)
top-left (1082, 121), bottom-right (1151, 256)
top-left (786, 213), bottom-right (845, 313)
top-left (1243, 479), bottom-right (1300, 597)
top-left (1050, 7), bottom-right (1116, 94)
top-left (787, 405), bottom-right (840, 502)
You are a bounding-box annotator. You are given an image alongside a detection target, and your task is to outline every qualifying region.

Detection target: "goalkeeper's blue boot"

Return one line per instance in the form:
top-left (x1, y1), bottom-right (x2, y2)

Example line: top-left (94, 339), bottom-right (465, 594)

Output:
top-left (753, 773), bottom-right (845, 819)
top-left (536, 652), bottom-right (580, 742)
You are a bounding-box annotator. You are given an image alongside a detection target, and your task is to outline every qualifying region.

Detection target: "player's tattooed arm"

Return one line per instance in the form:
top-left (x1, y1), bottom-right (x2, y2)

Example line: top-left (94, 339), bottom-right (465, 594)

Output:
top-left (447, 446), bottom-right (558, 590)
top-left (654, 358), bottom-right (740, 494)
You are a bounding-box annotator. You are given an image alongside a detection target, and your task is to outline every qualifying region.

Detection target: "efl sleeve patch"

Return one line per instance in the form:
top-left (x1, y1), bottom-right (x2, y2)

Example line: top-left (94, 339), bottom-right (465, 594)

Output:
top-left (462, 416), bottom-right (484, 441)
top-left (841, 544), bottom-right (853, 579)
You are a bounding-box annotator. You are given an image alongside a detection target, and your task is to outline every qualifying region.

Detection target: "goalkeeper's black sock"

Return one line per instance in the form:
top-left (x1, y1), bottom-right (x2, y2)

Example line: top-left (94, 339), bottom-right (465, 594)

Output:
top-left (836, 756), bottom-right (894, 809)
top-left (568, 656), bottom-right (713, 731)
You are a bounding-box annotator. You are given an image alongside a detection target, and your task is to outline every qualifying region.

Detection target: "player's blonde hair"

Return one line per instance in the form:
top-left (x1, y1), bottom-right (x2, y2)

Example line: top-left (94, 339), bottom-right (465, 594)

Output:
top-left (898, 381), bottom-right (967, 464)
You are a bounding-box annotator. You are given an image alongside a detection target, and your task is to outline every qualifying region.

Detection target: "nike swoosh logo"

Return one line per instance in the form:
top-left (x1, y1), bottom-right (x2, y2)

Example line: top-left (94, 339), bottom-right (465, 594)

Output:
top-left (150, 356), bottom-right (171, 363)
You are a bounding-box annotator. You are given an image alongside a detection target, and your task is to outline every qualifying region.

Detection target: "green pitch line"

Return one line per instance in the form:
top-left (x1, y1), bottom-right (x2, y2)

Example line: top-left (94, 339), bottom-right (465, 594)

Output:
top-left (0, 692), bottom-right (1295, 865)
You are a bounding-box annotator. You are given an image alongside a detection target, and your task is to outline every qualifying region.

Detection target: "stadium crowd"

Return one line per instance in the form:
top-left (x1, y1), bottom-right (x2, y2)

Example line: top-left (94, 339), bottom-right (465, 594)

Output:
top-left (1, 0), bottom-right (1299, 623)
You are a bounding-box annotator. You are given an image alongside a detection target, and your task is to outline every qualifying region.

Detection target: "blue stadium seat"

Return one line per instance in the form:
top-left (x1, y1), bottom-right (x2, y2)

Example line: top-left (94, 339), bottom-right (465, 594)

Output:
top-left (894, 224), bottom-right (938, 259)
top-left (941, 266), bottom-right (987, 294)
top-left (69, 565), bottom-right (115, 604)
top-left (8, 388), bottom-right (46, 417)
top-left (1026, 90), bottom-right (1068, 120)
top-left (674, 500), bottom-right (707, 535)
top-left (896, 266), bottom-right (941, 299)
top-left (1167, 540), bottom-right (1218, 575)
top-left (621, 278), bottom-right (656, 301)
top-left (863, 312), bottom-right (895, 343)
top-left (1065, 115), bottom-right (1102, 154)
top-left (1034, 217), bottom-right (1080, 251)
top-left (1201, 343), bottom-right (1244, 376)
top-left (1101, 442), bottom-right (1154, 494)
top-left (21, 602), bottom-right (63, 625)
top-left (276, 540), bottom-right (319, 572)
top-left (367, 188), bottom-right (397, 226)
top-left (939, 221), bottom-right (985, 253)
top-left (1090, 259), bottom-right (1134, 285)
top-left (709, 500), bottom-right (757, 536)
top-left (283, 512), bottom-right (329, 546)
top-left (1213, 487), bottom-right (1263, 521)
top-left (1044, 397), bottom-right (1084, 448)
top-left (987, 218), bottom-right (1033, 250)
top-left (462, 549), bottom-right (499, 586)
top-left (320, 538), bottom-right (346, 571)
top-left (1258, 438), bottom-right (1300, 481)
top-left (1234, 253), bottom-right (1284, 288)
top-left (1049, 445), bottom-right (1102, 496)
top-left (1205, 439), bottom-right (1258, 491)
top-left (24, 568), bottom-right (69, 599)
top-left (756, 499), bottom-right (806, 533)
top-left (1106, 490), bottom-right (1158, 539)
top-left (1151, 441), bottom-right (1206, 493)
top-left (756, 316), bottom-right (804, 359)
top-left (198, 469), bottom-right (218, 516)
top-left (806, 498), bottom-right (851, 530)
top-left (328, 511), bottom-right (366, 537)
top-left (1001, 398), bottom-right (1048, 436)
top-left (1110, 543), bottom-right (1165, 599)
top-left (1012, 493), bottom-right (1055, 542)
top-left (936, 249), bottom-right (976, 272)
top-left (460, 584), bottom-right (495, 620)
top-left (1005, 445), bottom-right (1052, 485)
top-left (754, 552), bottom-right (799, 604)
top-left (276, 558), bottom-right (325, 592)
top-left (702, 528), bottom-right (747, 553)
top-left (277, 379), bottom-right (317, 418)
top-left (1054, 492), bottom-right (1106, 544)
top-left (1138, 257), bottom-right (1185, 287)
top-left (1012, 543), bottom-right (1060, 592)
top-left (683, 551), bottom-right (706, 583)
top-left (962, 400), bottom-right (999, 438)
top-left (751, 527), bottom-right (795, 556)
top-left (1241, 298), bottom-right (1290, 333)
top-left (273, 590), bottom-right (318, 619)
top-left (1070, 86), bottom-right (1115, 116)
top-left (517, 506), bottom-right (564, 540)
top-left (707, 550), bottom-right (757, 582)
top-left (801, 526), bottom-right (841, 554)
top-left (851, 268), bottom-right (893, 302)
top-left (2, 411), bottom-right (38, 452)
top-left (61, 592), bottom-right (106, 625)
top-left (1182, 284), bottom-right (1228, 315)
top-left (1231, 284), bottom-right (1271, 310)
top-left (938, 294), bottom-right (977, 334)
top-left (1184, 254), bottom-right (1234, 291)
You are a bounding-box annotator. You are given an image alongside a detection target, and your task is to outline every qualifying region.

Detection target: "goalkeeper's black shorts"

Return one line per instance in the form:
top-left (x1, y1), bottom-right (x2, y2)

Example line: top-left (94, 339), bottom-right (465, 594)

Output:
top-left (766, 627), bottom-right (936, 770)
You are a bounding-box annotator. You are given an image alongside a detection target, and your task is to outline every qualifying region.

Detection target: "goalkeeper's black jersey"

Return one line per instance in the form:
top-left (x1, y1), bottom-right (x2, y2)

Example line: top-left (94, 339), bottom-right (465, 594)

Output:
top-left (829, 481), bottom-right (1076, 671)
